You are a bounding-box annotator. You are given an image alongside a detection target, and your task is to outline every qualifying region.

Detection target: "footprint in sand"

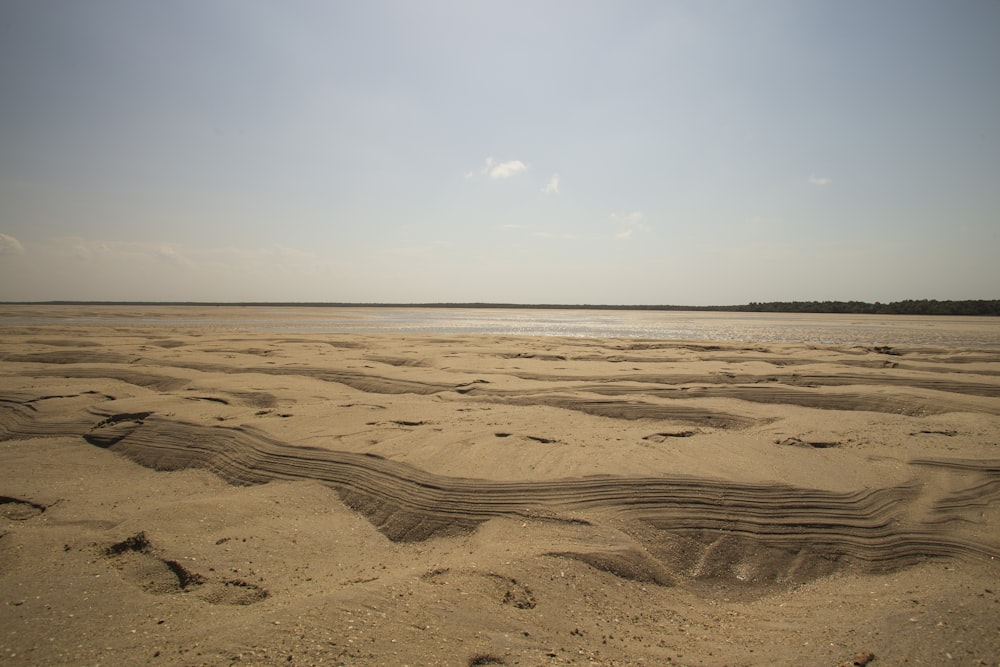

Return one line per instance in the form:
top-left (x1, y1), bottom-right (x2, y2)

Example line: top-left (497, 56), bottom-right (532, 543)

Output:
top-left (0, 496), bottom-right (47, 521)
top-left (421, 567), bottom-right (536, 610)
top-left (103, 532), bottom-right (268, 605)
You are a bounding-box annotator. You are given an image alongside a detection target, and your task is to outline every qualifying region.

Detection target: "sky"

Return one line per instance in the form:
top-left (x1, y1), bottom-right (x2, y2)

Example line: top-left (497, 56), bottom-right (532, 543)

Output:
top-left (1, 0), bottom-right (998, 305)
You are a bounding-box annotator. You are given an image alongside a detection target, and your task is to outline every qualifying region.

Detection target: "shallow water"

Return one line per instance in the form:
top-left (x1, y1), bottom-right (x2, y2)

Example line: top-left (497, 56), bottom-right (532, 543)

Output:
top-left (3, 306), bottom-right (999, 348)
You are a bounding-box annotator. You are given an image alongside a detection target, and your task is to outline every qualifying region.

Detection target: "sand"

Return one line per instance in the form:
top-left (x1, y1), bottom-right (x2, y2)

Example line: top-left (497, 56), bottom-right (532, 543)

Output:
top-left (1, 306), bottom-right (998, 666)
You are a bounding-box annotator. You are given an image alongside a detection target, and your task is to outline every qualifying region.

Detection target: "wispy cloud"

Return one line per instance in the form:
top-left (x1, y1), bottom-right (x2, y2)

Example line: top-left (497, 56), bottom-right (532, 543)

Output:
top-left (480, 156), bottom-right (527, 180)
top-left (377, 244), bottom-right (439, 258)
top-left (542, 173), bottom-right (560, 194)
top-left (51, 237), bottom-right (318, 269)
top-left (0, 233), bottom-right (25, 256)
top-left (532, 230), bottom-right (577, 240)
top-left (0, 235), bottom-right (329, 301)
top-left (498, 223), bottom-right (582, 241)
top-left (154, 244), bottom-right (189, 266)
top-left (55, 237), bottom-right (194, 267)
top-left (610, 211), bottom-right (648, 240)
top-left (808, 174), bottom-right (832, 186)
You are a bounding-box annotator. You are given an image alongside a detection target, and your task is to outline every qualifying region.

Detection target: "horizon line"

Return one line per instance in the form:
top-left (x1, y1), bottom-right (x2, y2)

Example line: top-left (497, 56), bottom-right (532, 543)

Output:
top-left (1, 298), bottom-right (997, 311)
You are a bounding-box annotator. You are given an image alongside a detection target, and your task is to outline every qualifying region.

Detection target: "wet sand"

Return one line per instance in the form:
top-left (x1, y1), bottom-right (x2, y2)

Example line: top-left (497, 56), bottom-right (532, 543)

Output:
top-left (2, 306), bottom-right (999, 665)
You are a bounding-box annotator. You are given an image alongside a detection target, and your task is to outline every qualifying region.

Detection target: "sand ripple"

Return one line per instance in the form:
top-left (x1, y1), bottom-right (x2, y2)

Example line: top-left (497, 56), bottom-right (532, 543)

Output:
top-left (83, 414), bottom-right (998, 572)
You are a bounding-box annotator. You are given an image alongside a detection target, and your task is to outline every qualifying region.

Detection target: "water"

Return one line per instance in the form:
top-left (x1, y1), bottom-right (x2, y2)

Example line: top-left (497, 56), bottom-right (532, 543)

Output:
top-left (3, 306), bottom-right (999, 348)
top-left (287, 308), bottom-right (999, 347)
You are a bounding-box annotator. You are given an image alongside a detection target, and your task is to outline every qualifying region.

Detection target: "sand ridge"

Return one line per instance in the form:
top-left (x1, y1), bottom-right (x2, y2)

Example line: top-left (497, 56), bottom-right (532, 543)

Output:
top-left (1, 306), bottom-right (999, 665)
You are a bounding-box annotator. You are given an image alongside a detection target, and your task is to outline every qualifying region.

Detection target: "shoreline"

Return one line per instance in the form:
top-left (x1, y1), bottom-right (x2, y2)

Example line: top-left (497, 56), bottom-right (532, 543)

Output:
top-left (2, 298), bottom-right (1000, 317)
top-left (2, 304), bottom-right (999, 348)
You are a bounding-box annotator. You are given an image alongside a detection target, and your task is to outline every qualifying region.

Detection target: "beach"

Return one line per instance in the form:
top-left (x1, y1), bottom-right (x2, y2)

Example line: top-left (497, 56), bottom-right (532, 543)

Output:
top-left (2, 306), bottom-right (999, 666)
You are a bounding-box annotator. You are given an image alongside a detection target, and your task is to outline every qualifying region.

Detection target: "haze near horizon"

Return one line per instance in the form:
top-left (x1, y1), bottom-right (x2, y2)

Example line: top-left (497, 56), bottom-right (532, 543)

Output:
top-left (1, 1), bottom-right (998, 304)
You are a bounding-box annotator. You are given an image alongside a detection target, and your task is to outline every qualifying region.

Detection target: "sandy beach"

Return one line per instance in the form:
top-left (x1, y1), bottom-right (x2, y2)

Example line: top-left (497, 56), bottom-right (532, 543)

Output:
top-left (2, 306), bottom-right (999, 666)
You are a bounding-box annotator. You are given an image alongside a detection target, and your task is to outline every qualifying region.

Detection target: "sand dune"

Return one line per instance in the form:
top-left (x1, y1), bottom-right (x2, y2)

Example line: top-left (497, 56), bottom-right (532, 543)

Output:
top-left (2, 306), bottom-right (999, 665)
top-left (75, 414), bottom-right (1000, 565)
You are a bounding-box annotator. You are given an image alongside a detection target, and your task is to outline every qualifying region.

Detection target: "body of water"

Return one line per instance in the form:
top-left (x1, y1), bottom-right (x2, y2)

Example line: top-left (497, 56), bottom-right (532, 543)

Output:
top-left (286, 308), bottom-right (999, 347)
top-left (3, 306), bottom-right (1000, 348)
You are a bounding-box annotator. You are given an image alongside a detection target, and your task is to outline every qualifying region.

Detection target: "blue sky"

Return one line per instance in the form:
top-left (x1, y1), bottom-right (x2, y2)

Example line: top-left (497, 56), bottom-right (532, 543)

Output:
top-left (1, 0), bottom-right (998, 304)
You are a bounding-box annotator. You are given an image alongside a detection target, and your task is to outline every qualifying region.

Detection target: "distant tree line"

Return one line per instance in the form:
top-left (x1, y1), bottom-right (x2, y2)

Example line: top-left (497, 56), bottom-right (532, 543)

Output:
top-left (721, 300), bottom-right (1000, 316)
top-left (13, 299), bottom-right (1000, 315)
top-left (373, 300), bottom-right (1000, 315)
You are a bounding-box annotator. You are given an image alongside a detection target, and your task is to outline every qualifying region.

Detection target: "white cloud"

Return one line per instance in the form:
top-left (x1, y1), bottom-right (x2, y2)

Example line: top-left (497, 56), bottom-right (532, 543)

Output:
top-left (610, 211), bottom-right (648, 240)
top-left (471, 157), bottom-right (528, 180)
top-left (809, 174), bottom-right (832, 186)
top-left (0, 233), bottom-right (25, 256)
top-left (485, 158), bottom-right (527, 179)
top-left (542, 173), bottom-right (560, 194)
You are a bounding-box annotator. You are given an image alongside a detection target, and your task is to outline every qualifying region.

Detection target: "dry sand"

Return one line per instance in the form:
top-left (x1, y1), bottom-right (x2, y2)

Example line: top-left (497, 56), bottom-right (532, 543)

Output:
top-left (1, 306), bottom-right (999, 666)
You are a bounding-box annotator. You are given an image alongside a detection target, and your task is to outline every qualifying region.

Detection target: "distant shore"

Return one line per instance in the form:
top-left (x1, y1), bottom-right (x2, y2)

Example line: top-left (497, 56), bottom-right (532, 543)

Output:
top-left (3, 298), bottom-right (999, 316)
